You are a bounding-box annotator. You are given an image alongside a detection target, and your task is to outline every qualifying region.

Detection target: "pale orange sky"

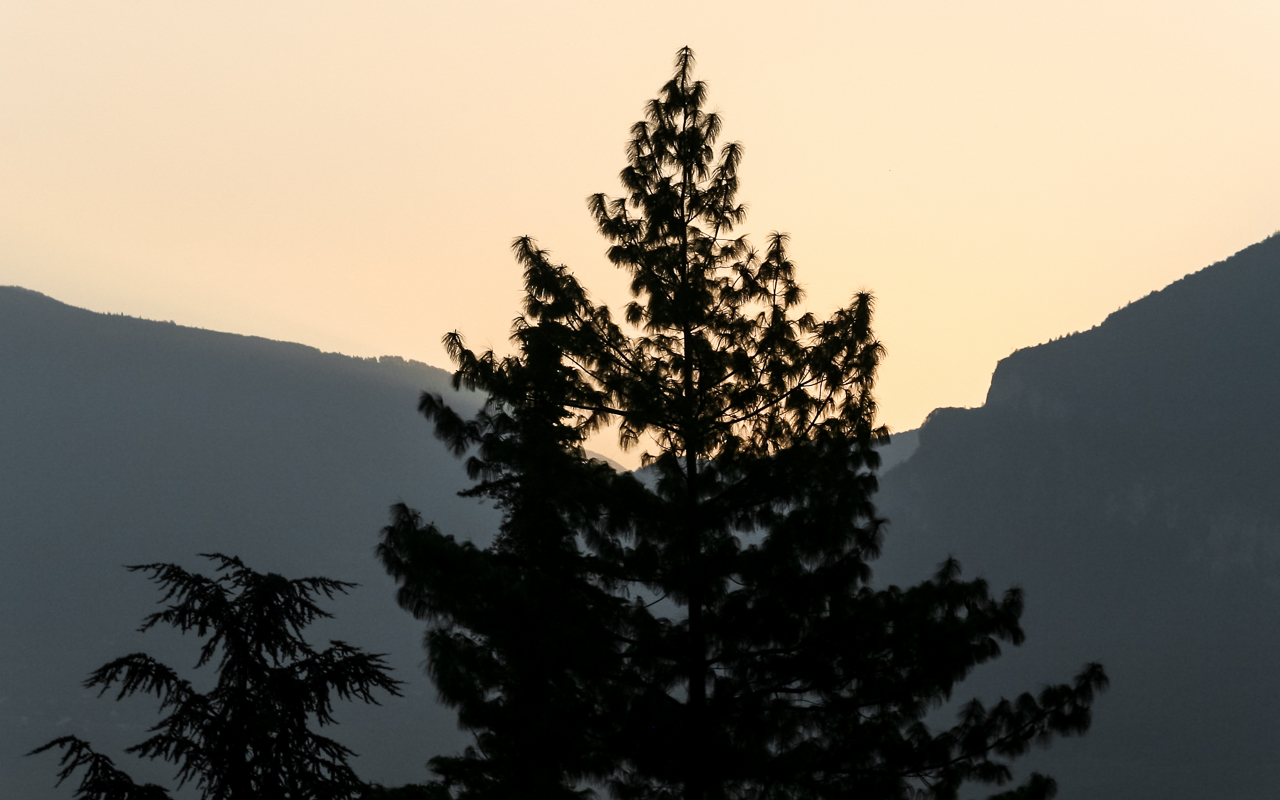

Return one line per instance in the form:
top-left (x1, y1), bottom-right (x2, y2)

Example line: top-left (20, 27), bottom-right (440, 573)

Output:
top-left (3, 2), bottom-right (1278, 467)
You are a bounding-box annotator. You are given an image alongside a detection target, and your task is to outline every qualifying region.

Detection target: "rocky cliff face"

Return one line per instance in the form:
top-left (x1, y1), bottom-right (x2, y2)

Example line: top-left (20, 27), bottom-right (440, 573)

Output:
top-left (874, 234), bottom-right (1280, 799)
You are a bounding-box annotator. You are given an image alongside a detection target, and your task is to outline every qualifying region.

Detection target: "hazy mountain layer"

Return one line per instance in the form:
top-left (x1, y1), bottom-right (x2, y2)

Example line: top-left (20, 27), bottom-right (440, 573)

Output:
top-left (873, 234), bottom-right (1280, 799)
top-left (5, 233), bottom-right (1279, 799)
top-left (0, 287), bottom-right (492, 797)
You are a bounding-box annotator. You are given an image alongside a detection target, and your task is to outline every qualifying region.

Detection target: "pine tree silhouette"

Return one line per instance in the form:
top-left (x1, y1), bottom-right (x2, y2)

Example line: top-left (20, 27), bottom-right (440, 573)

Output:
top-left (31, 554), bottom-right (402, 800)
top-left (378, 47), bottom-right (1105, 800)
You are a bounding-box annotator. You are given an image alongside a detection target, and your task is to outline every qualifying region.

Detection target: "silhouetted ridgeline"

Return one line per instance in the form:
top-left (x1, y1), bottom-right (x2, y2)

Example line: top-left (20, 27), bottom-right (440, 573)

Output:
top-left (0, 287), bottom-right (490, 797)
top-left (874, 233), bottom-right (1280, 799)
top-left (5, 231), bottom-right (1279, 799)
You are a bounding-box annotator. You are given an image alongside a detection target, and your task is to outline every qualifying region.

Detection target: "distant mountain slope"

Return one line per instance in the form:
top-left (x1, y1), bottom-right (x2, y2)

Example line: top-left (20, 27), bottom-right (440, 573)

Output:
top-left (0, 288), bottom-right (491, 797)
top-left (8, 230), bottom-right (1280, 798)
top-left (874, 234), bottom-right (1280, 800)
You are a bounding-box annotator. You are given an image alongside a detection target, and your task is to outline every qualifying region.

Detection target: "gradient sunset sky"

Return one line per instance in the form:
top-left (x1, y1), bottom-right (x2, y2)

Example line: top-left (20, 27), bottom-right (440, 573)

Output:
top-left (4, 1), bottom-right (1278, 465)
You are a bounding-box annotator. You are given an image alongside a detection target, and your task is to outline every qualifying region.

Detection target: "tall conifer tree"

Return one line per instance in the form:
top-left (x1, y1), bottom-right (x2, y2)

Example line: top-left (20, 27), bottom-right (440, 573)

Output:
top-left (378, 48), bottom-right (1105, 800)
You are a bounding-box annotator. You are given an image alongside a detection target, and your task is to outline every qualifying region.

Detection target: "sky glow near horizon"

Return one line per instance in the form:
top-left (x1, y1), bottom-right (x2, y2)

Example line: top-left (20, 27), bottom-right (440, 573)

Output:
top-left (3, 1), bottom-right (1278, 467)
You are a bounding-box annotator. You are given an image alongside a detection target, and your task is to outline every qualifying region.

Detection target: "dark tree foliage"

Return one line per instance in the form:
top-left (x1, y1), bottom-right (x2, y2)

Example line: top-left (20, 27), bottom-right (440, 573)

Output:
top-left (31, 554), bottom-right (403, 800)
top-left (378, 48), bottom-right (1106, 800)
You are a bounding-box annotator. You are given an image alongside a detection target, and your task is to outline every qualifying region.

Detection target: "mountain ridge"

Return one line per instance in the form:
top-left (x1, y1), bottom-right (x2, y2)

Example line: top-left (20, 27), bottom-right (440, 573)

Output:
top-left (0, 286), bottom-right (488, 797)
top-left (5, 232), bottom-right (1280, 798)
top-left (874, 232), bottom-right (1280, 799)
